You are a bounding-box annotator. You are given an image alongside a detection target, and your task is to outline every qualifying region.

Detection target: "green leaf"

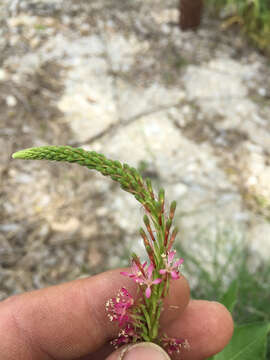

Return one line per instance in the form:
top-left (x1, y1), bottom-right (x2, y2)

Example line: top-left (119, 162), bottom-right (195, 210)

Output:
top-left (213, 322), bottom-right (270, 360)
top-left (219, 279), bottom-right (238, 313)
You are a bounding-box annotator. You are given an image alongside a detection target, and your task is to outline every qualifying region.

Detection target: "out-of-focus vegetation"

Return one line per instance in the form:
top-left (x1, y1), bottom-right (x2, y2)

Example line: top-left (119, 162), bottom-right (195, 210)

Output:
top-left (175, 224), bottom-right (270, 358)
top-left (206, 0), bottom-right (270, 53)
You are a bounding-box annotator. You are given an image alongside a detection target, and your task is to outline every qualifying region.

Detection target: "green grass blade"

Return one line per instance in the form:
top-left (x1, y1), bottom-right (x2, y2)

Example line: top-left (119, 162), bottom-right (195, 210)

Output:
top-left (219, 279), bottom-right (238, 313)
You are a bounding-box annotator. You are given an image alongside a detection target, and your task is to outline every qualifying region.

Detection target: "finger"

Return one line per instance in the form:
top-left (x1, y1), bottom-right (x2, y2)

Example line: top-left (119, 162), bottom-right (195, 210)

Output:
top-left (0, 269), bottom-right (189, 360)
top-left (106, 342), bottom-right (171, 360)
top-left (164, 300), bottom-right (234, 360)
top-left (75, 343), bottom-right (113, 360)
top-left (162, 276), bottom-right (190, 324)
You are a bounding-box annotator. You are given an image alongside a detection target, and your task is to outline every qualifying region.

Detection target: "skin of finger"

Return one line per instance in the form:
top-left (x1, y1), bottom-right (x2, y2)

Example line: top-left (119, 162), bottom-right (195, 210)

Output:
top-left (75, 343), bottom-right (113, 360)
top-left (165, 300), bottom-right (234, 360)
top-left (0, 269), bottom-right (189, 360)
top-left (161, 276), bottom-right (190, 324)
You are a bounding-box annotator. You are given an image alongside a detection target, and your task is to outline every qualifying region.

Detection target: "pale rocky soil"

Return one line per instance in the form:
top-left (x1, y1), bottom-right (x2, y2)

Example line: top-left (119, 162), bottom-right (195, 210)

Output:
top-left (0, 0), bottom-right (270, 299)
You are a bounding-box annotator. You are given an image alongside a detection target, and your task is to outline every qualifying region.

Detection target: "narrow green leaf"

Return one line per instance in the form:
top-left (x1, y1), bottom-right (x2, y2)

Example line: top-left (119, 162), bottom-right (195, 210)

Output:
top-left (140, 305), bottom-right (151, 331)
top-left (220, 279), bottom-right (238, 313)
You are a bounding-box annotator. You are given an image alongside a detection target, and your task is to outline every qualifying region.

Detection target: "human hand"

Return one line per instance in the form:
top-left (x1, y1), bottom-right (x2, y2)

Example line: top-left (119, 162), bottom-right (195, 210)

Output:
top-left (0, 268), bottom-right (233, 359)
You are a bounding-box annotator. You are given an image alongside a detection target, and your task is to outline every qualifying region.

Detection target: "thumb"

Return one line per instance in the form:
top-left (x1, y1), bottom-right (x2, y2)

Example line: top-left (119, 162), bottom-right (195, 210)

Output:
top-left (105, 342), bottom-right (171, 360)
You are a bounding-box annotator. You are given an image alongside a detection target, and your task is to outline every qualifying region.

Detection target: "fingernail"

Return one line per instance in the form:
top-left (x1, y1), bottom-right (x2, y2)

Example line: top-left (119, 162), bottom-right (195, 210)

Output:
top-left (120, 342), bottom-right (170, 360)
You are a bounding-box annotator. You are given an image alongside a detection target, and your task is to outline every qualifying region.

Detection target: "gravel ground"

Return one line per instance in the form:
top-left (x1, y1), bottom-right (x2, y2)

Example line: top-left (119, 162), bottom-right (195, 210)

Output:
top-left (0, 0), bottom-right (270, 300)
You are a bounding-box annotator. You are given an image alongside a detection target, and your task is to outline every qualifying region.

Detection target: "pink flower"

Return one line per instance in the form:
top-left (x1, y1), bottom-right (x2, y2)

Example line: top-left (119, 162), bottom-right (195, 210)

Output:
top-left (106, 287), bottom-right (134, 326)
top-left (121, 263), bottom-right (162, 298)
top-left (159, 250), bottom-right (184, 279)
top-left (139, 263), bottom-right (163, 298)
top-left (120, 261), bottom-right (146, 281)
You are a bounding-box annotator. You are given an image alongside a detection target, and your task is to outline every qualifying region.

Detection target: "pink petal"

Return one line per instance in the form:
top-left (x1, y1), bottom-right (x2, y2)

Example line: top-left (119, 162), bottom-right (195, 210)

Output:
top-left (145, 286), bottom-right (151, 298)
top-left (147, 263), bottom-right (154, 278)
top-left (174, 258), bottom-right (184, 267)
top-left (152, 278), bottom-right (162, 284)
top-left (120, 271), bottom-right (132, 277)
top-left (131, 263), bottom-right (140, 273)
top-left (171, 271), bottom-right (180, 279)
top-left (159, 269), bottom-right (166, 275)
top-left (121, 287), bottom-right (129, 296)
top-left (168, 250), bottom-right (176, 264)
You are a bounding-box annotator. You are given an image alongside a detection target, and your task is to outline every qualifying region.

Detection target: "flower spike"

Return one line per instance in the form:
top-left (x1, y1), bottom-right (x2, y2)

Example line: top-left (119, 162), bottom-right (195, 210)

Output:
top-left (12, 146), bottom-right (188, 356)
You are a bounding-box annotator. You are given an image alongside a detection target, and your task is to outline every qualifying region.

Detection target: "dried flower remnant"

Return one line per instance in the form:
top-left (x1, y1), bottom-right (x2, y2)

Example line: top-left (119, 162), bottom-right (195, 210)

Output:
top-left (162, 334), bottom-right (190, 355)
top-left (111, 324), bottom-right (140, 349)
top-left (12, 146), bottom-right (189, 356)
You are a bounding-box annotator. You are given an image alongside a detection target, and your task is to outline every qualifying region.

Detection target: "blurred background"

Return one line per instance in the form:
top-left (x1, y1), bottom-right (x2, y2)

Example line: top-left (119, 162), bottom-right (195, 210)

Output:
top-left (0, 0), bottom-right (270, 348)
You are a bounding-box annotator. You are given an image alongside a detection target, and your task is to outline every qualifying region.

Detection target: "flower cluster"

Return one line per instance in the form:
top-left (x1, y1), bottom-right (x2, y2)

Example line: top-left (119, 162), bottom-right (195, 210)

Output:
top-left (162, 334), bottom-right (190, 355)
top-left (106, 288), bottom-right (134, 326)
